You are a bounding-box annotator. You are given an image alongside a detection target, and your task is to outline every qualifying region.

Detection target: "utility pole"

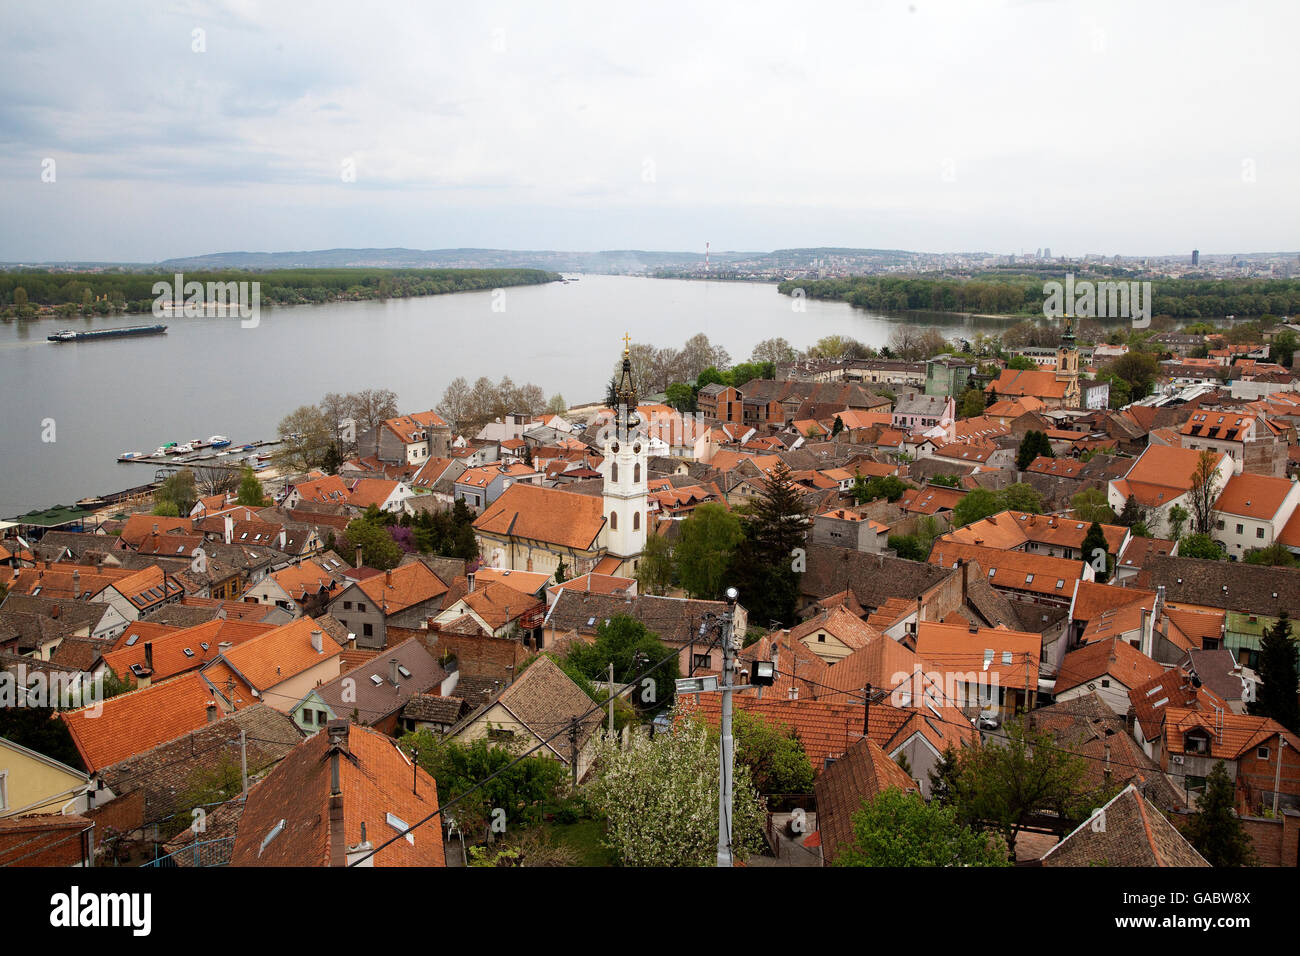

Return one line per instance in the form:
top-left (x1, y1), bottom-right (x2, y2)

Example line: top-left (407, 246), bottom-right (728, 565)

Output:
top-left (717, 587), bottom-right (739, 868)
top-left (608, 661), bottom-right (615, 737)
top-left (1274, 738), bottom-right (1287, 817)
top-left (239, 729), bottom-right (248, 799)
top-left (862, 682), bottom-right (872, 736)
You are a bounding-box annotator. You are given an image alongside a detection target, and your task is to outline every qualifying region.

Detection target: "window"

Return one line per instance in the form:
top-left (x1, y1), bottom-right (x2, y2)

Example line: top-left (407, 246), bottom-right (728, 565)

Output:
top-left (634, 463), bottom-right (641, 483)
top-left (0, 770), bottom-right (6, 811)
top-left (344, 601), bottom-right (352, 610)
top-left (610, 511), bottom-right (618, 530)
top-left (693, 653), bottom-right (712, 669)
top-left (301, 709), bottom-right (314, 725)
top-left (817, 633), bottom-right (826, 642)
top-left (1258, 746), bottom-right (1270, 760)
top-left (633, 512), bottom-right (640, 531)
top-left (1257, 527), bottom-right (1265, 539)
top-left (358, 603), bottom-right (366, 612)
top-left (1236, 524), bottom-right (1244, 535)
top-left (611, 463), bottom-right (618, 482)
top-left (1216, 519), bottom-right (1225, 530)
top-left (317, 710), bottom-right (328, 724)
top-left (363, 623), bottom-right (373, 637)
top-left (1101, 679), bottom-right (1110, 688)
top-left (488, 727), bottom-right (515, 741)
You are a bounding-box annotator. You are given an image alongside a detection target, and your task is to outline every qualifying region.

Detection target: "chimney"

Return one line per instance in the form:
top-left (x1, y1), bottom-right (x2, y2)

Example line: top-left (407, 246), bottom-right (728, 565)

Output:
top-left (206, 700), bottom-right (219, 723)
top-left (73, 569), bottom-right (80, 593)
top-left (355, 546), bottom-right (363, 568)
top-left (311, 629), bottom-right (323, 654)
top-left (153, 523), bottom-right (159, 534)
top-left (385, 569), bottom-right (393, 588)
top-left (346, 821), bottom-right (374, 868)
top-left (278, 529), bottom-right (287, 551)
top-left (144, 641), bottom-right (154, 671)
top-left (389, 658), bottom-right (400, 686)
top-left (224, 515), bottom-right (234, 545)
top-left (467, 570), bottom-right (475, 593)
top-left (327, 720), bottom-right (349, 866)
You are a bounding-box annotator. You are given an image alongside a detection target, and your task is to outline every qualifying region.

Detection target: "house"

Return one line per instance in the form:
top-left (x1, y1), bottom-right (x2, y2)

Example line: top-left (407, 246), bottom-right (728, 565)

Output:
top-left (1050, 638), bottom-right (1166, 714)
top-left (446, 655), bottom-right (602, 780)
top-left (0, 735), bottom-right (92, 817)
top-left (230, 720), bottom-right (445, 866)
top-left (1211, 472), bottom-right (1300, 557)
top-left (788, 605), bottom-right (882, 665)
top-left (929, 541), bottom-right (1092, 607)
top-left (283, 474), bottom-right (351, 510)
top-left (295, 638), bottom-right (453, 735)
top-left (1108, 444), bottom-right (1234, 538)
top-left (1128, 669), bottom-right (1229, 764)
top-left (367, 410), bottom-right (452, 464)
top-left (937, 510), bottom-right (1129, 563)
top-left (811, 507), bottom-right (890, 553)
top-left (813, 737), bottom-right (920, 865)
top-left (0, 815), bottom-right (95, 867)
top-left (434, 580), bottom-right (544, 643)
top-left (326, 563), bottom-right (450, 650)
top-left (200, 618), bottom-right (344, 714)
top-left (453, 463), bottom-right (543, 511)
top-left (96, 618), bottom-right (275, 687)
top-left (912, 619), bottom-right (1041, 717)
top-left (1156, 708), bottom-right (1300, 812)
top-left (891, 392), bottom-right (955, 434)
top-left (241, 558), bottom-right (347, 618)
top-left (1040, 784), bottom-right (1208, 867)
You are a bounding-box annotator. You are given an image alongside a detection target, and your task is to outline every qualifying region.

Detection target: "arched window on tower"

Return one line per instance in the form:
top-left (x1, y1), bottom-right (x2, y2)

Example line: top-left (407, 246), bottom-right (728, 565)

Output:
top-left (633, 462), bottom-right (641, 483)
top-left (611, 462), bottom-right (618, 483)
top-left (610, 511), bottom-right (618, 530)
top-left (633, 512), bottom-right (640, 531)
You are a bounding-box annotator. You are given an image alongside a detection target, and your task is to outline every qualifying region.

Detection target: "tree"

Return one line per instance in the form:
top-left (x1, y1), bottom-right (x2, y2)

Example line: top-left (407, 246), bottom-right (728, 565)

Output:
top-left (1016, 430), bottom-right (1053, 471)
top-left (1000, 482), bottom-right (1043, 514)
top-left (436, 377), bottom-right (472, 432)
top-left (1167, 503), bottom-right (1190, 541)
top-left (1187, 449), bottom-right (1222, 535)
top-left (1179, 532), bottom-right (1225, 561)
top-left (236, 466), bottom-right (268, 507)
top-left (728, 462), bottom-right (810, 626)
top-left (1248, 611), bottom-right (1300, 733)
top-left (1109, 351), bottom-right (1161, 400)
top-left (1071, 487), bottom-right (1116, 524)
top-left (1182, 761), bottom-right (1255, 866)
top-left (958, 387), bottom-right (985, 419)
top-left (153, 469), bottom-right (197, 516)
top-left (674, 503), bottom-right (744, 600)
top-left (545, 393), bottom-right (568, 416)
top-left (1118, 494), bottom-right (1147, 529)
top-left (832, 788), bottom-right (1009, 867)
top-left (635, 532), bottom-right (675, 596)
top-left (928, 746), bottom-right (962, 807)
top-left (851, 474), bottom-right (909, 505)
top-left (728, 710), bottom-right (815, 796)
top-left (347, 387), bottom-right (399, 436)
top-left (1245, 542), bottom-right (1297, 567)
top-left (1006, 355), bottom-right (1038, 371)
top-left (952, 488), bottom-right (1002, 527)
top-left (1272, 330), bottom-right (1298, 368)
top-left (565, 615), bottom-right (678, 713)
top-left (1081, 521), bottom-right (1111, 583)
top-left (751, 336), bottom-right (797, 365)
top-left (664, 382), bottom-right (696, 413)
top-left (955, 718), bottom-right (1093, 860)
top-left (830, 415), bottom-right (844, 438)
top-left (343, 512), bottom-right (403, 569)
top-left (588, 714), bottom-right (766, 867)
top-left (399, 731), bottom-right (567, 836)
top-left (275, 404), bottom-right (333, 472)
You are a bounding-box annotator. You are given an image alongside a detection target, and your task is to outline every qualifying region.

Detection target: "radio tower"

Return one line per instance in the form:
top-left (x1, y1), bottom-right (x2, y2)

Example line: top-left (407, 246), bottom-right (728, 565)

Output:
top-left (705, 241), bottom-right (710, 274)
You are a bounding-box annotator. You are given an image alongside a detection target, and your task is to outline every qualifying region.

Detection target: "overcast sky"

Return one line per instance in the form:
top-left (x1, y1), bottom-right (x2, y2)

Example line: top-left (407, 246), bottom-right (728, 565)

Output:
top-left (2, 0), bottom-right (1296, 262)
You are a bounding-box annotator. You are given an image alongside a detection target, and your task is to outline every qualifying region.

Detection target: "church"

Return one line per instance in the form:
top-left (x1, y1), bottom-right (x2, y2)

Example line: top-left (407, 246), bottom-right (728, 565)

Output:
top-left (472, 340), bottom-right (649, 579)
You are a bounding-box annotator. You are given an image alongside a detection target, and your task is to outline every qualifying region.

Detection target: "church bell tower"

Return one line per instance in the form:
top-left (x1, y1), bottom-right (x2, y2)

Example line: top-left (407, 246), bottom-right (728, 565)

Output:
top-left (601, 336), bottom-right (648, 563)
top-left (1055, 313), bottom-right (1082, 409)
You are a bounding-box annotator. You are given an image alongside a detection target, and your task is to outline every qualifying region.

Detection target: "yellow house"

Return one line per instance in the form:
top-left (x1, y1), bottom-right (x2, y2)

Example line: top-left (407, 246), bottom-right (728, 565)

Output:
top-left (0, 736), bottom-right (92, 818)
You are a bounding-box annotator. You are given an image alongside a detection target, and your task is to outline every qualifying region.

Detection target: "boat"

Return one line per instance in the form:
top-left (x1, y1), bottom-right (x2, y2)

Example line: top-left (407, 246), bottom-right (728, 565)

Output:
top-left (164, 443), bottom-right (183, 455)
top-left (208, 435), bottom-right (231, 448)
top-left (191, 438), bottom-right (209, 449)
top-left (118, 451), bottom-right (143, 461)
top-left (174, 443), bottom-right (195, 454)
top-left (241, 444), bottom-right (255, 452)
top-left (152, 446), bottom-right (169, 457)
top-left (48, 324), bottom-right (168, 343)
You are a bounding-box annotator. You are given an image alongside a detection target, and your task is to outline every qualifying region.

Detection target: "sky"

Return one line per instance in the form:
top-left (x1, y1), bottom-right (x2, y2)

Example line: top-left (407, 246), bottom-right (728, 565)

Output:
top-left (1, 0), bottom-right (1297, 262)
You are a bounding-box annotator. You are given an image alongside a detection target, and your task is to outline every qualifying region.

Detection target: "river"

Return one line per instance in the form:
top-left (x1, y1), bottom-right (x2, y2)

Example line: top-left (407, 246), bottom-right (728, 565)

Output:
top-left (0, 274), bottom-right (1011, 518)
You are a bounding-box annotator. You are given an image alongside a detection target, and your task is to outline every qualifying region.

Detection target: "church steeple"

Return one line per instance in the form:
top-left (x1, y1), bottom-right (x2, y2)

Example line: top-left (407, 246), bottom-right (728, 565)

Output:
top-left (1055, 313), bottom-right (1082, 407)
top-left (614, 333), bottom-right (639, 434)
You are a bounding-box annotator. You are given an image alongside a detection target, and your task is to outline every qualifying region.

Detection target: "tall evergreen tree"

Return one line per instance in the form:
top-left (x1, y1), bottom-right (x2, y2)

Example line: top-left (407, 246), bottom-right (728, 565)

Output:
top-left (1249, 610), bottom-right (1300, 733)
top-left (729, 462), bottom-right (810, 627)
top-left (1081, 521), bottom-right (1111, 583)
top-left (1015, 430), bottom-right (1053, 470)
top-left (1182, 761), bottom-right (1255, 866)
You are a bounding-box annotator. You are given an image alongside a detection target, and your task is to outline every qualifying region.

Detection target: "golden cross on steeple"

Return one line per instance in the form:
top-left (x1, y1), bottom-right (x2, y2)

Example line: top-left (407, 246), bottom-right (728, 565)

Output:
top-left (623, 332), bottom-right (631, 354)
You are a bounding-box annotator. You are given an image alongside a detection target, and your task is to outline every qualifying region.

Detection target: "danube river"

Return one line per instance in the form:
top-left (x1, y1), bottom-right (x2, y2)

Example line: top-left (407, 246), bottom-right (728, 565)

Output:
top-left (0, 275), bottom-right (1011, 518)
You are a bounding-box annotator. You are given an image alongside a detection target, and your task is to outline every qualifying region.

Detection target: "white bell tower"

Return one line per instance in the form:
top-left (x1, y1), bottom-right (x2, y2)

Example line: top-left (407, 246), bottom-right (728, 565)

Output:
top-left (602, 336), bottom-right (648, 561)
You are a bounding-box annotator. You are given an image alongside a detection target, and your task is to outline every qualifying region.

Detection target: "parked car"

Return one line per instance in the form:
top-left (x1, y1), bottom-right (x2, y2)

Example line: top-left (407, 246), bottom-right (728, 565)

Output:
top-left (977, 707), bottom-right (1001, 730)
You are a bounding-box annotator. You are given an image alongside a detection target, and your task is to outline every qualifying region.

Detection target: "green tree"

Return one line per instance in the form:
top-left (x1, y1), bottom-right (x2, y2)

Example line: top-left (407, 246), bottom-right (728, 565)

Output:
top-left (832, 788), bottom-right (1009, 867)
top-left (955, 718), bottom-right (1094, 861)
top-left (1109, 351), bottom-right (1161, 400)
top-left (958, 387), bottom-right (986, 419)
top-left (1248, 611), bottom-right (1300, 733)
top-left (236, 466), bottom-right (268, 507)
top-left (728, 462), bottom-right (809, 626)
top-left (588, 714), bottom-right (766, 867)
top-left (1182, 761), bottom-right (1255, 866)
top-left (1016, 430), bottom-right (1053, 470)
top-left (153, 468), bottom-right (197, 516)
top-left (665, 382), bottom-right (696, 413)
top-left (674, 503), bottom-right (744, 599)
top-left (275, 404), bottom-right (333, 472)
top-left (830, 415), bottom-right (844, 438)
top-left (1000, 482), bottom-right (1043, 514)
top-left (1187, 449), bottom-right (1222, 535)
top-left (1071, 487), bottom-right (1116, 524)
top-left (635, 532), bottom-right (675, 596)
top-left (728, 710), bottom-right (815, 796)
top-left (343, 512), bottom-right (403, 569)
top-left (952, 487), bottom-right (1002, 527)
top-left (1118, 494), bottom-right (1147, 529)
top-left (1178, 533), bottom-right (1225, 561)
top-left (1244, 542), bottom-right (1297, 568)
top-left (928, 746), bottom-right (962, 807)
top-left (1081, 521), bottom-right (1111, 583)
top-left (851, 474), bottom-right (909, 504)
top-left (1007, 355), bottom-right (1038, 371)
top-left (565, 615), bottom-right (678, 713)
top-left (1167, 503), bottom-right (1190, 541)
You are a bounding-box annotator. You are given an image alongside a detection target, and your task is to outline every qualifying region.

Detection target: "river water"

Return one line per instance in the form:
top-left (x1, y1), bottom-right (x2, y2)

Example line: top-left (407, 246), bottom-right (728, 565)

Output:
top-left (0, 274), bottom-right (1008, 518)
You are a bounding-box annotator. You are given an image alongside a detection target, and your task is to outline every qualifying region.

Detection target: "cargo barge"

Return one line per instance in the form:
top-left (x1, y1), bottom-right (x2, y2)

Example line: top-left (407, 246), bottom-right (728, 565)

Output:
top-left (48, 324), bottom-right (168, 342)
